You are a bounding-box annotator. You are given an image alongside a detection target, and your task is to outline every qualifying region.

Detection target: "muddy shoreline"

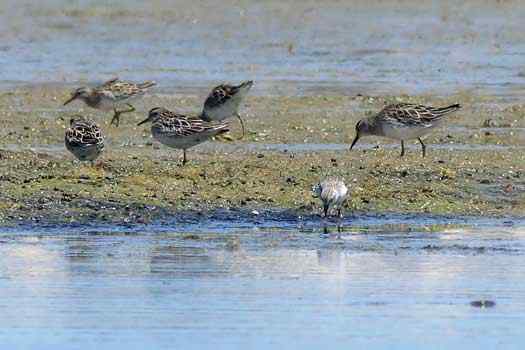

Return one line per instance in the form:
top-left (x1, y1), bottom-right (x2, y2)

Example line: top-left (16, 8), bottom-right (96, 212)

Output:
top-left (0, 86), bottom-right (524, 226)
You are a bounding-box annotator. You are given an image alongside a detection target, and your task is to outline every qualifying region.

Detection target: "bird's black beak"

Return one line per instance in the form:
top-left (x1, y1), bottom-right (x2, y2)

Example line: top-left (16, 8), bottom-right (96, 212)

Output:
top-left (137, 118), bottom-right (150, 126)
top-left (350, 135), bottom-right (360, 150)
top-left (63, 94), bottom-right (77, 106)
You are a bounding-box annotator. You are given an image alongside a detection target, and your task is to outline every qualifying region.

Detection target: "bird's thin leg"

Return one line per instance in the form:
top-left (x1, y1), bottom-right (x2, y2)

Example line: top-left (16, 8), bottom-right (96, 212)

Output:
top-left (111, 108), bottom-right (121, 127)
top-left (323, 204), bottom-right (329, 218)
top-left (111, 104), bottom-right (135, 127)
top-left (182, 149), bottom-right (187, 165)
top-left (337, 207), bottom-right (343, 218)
top-left (418, 137), bottom-right (426, 158)
top-left (235, 113), bottom-right (246, 139)
top-left (400, 140), bottom-right (405, 157)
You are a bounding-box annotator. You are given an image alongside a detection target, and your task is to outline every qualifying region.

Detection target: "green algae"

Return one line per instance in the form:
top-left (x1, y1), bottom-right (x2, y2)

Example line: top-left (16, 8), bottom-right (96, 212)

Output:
top-left (0, 87), bottom-right (524, 224)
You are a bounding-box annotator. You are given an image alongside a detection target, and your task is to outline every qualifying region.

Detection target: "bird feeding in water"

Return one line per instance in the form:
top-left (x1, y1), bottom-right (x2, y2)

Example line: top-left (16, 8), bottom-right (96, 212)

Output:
top-left (312, 178), bottom-right (349, 218)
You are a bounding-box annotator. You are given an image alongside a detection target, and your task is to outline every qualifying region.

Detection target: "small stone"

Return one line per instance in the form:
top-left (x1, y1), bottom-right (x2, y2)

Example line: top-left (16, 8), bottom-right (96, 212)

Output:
top-left (470, 300), bottom-right (496, 308)
top-left (251, 210), bottom-right (260, 215)
top-left (482, 119), bottom-right (498, 127)
top-left (503, 184), bottom-right (513, 193)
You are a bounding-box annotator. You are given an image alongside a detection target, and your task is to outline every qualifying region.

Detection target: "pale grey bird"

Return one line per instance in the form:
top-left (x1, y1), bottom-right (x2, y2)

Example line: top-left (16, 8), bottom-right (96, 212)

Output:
top-left (64, 116), bottom-right (104, 164)
top-left (312, 178), bottom-right (349, 217)
top-left (64, 77), bottom-right (156, 127)
top-left (350, 103), bottom-right (461, 157)
top-left (200, 80), bottom-right (253, 138)
top-left (138, 107), bottom-right (229, 165)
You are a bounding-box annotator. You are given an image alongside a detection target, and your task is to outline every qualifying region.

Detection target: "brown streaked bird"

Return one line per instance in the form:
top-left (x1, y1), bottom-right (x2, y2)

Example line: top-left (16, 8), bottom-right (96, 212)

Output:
top-left (200, 80), bottom-right (253, 138)
top-left (64, 116), bottom-right (104, 164)
top-left (312, 178), bottom-right (349, 218)
top-left (138, 107), bottom-right (229, 165)
top-left (63, 77), bottom-right (156, 127)
top-left (350, 103), bottom-right (461, 157)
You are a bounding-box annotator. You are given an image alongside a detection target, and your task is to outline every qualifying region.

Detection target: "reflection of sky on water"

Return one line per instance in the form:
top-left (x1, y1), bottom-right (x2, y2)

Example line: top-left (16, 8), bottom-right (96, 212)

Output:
top-left (0, 220), bottom-right (524, 348)
top-left (1, 1), bottom-right (525, 97)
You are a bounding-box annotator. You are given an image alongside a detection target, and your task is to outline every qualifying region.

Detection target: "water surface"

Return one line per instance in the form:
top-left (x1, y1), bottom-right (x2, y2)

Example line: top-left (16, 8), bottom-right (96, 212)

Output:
top-left (1, 215), bottom-right (525, 349)
top-left (2, 0), bottom-right (525, 97)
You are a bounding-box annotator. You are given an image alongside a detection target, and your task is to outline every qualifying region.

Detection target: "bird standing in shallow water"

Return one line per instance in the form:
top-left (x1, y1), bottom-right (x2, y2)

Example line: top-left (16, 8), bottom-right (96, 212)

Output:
top-left (137, 107), bottom-right (229, 165)
top-left (350, 103), bottom-right (461, 157)
top-left (64, 77), bottom-right (156, 127)
top-left (200, 80), bottom-right (253, 138)
top-left (312, 178), bottom-right (348, 218)
top-left (64, 116), bottom-right (104, 165)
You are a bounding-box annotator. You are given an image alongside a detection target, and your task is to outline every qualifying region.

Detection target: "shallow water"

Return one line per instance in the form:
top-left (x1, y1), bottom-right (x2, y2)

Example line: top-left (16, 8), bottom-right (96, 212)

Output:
top-left (1, 215), bottom-right (525, 349)
top-left (4, 140), bottom-right (525, 157)
top-left (2, 0), bottom-right (525, 97)
top-left (2, 1), bottom-right (525, 348)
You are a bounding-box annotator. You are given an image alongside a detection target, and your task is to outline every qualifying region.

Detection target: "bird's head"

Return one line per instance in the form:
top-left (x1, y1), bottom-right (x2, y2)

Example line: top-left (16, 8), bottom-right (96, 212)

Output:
top-left (350, 119), bottom-right (371, 151)
top-left (64, 87), bottom-right (92, 105)
top-left (137, 107), bottom-right (166, 126)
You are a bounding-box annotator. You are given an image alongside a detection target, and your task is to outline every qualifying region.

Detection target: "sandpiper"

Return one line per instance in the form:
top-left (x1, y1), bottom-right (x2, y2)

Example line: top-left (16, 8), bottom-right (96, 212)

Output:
top-left (137, 107), bottom-right (229, 165)
top-left (200, 80), bottom-right (253, 138)
top-left (312, 178), bottom-right (348, 217)
top-left (64, 77), bottom-right (156, 127)
top-left (350, 103), bottom-right (461, 157)
top-left (64, 116), bottom-right (104, 164)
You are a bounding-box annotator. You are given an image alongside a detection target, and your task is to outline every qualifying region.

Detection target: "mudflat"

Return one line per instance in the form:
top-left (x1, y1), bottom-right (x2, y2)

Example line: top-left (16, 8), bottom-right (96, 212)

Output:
top-left (1, 86), bottom-right (523, 225)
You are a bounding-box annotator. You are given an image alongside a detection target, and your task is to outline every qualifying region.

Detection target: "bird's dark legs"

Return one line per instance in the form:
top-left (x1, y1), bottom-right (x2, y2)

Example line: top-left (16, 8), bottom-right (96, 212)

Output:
top-left (111, 104), bottom-right (136, 127)
top-left (323, 204), bottom-right (329, 218)
top-left (235, 113), bottom-right (246, 139)
top-left (182, 149), bottom-right (187, 165)
top-left (337, 207), bottom-right (343, 218)
top-left (400, 140), bottom-right (405, 157)
top-left (418, 137), bottom-right (426, 157)
top-left (111, 109), bottom-right (121, 127)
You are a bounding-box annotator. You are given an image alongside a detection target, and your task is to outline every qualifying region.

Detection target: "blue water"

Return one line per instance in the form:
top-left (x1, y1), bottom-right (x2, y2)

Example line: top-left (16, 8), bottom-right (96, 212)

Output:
top-left (1, 0), bottom-right (525, 97)
top-left (2, 0), bottom-right (525, 348)
top-left (1, 216), bottom-right (525, 349)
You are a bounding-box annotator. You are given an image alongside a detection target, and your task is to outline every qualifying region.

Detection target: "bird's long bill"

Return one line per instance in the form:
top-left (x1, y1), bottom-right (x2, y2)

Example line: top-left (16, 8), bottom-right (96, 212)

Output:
top-left (137, 117), bottom-right (150, 126)
top-left (350, 135), bottom-right (360, 150)
top-left (63, 94), bottom-right (77, 106)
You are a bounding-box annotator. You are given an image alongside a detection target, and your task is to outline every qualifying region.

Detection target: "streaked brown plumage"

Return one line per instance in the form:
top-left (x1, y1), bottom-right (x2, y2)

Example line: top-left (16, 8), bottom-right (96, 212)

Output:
top-left (138, 107), bottom-right (229, 165)
top-left (64, 77), bottom-right (156, 127)
top-left (350, 103), bottom-right (461, 157)
top-left (64, 116), bottom-right (104, 163)
top-left (200, 80), bottom-right (253, 138)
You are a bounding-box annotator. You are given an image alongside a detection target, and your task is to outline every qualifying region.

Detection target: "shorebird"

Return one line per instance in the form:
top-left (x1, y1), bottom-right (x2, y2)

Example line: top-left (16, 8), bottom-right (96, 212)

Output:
top-left (312, 178), bottom-right (348, 217)
top-left (64, 77), bottom-right (156, 127)
top-left (64, 116), bottom-right (104, 164)
top-left (200, 80), bottom-right (253, 138)
top-left (137, 107), bottom-right (229, 165)
top-left (350, 103), bottom-right (461, 157)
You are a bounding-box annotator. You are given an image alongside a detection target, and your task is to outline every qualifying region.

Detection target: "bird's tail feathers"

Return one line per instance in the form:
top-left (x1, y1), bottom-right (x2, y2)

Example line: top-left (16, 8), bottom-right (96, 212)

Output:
top-left (433, 103), bottom-right (461, 116)
top-left (138, 81), bottom-right (157, 89)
